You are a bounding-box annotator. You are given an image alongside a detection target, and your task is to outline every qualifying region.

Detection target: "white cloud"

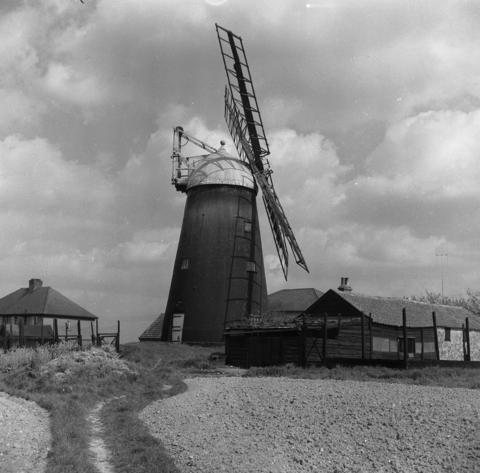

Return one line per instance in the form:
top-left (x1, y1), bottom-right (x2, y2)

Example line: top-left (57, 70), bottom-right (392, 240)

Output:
top-left (0, 135), bottom-right (114, 213)
top-left (267, 128), bottom-right (349, 226)
top-left (42, 62), bottom-right (109, 106)
top-left (344, 109), bottom-right (480, 240)
top-left (0, 8), bottom-right (40, 85)
top-left (0, 89), bottom-right (45, 134)
top-left (112, 229), bottom-right (178, 264)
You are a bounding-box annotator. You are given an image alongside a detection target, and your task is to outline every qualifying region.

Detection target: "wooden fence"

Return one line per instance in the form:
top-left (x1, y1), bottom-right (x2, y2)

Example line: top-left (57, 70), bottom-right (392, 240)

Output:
top-left (1, 316), bottom-right (121, 353)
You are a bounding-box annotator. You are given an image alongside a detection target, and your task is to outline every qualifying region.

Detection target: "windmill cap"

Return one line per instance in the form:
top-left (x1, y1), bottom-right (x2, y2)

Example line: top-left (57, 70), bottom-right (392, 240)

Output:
top-left (186, 151), bottom-right (255, 190)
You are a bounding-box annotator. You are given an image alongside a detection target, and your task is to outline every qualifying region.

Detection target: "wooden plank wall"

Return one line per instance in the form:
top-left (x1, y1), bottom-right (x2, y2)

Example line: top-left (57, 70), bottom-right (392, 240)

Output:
top-left (305, 319), bottom-right (369, 363)
top-left (225, 332), bottom-right (300, 368)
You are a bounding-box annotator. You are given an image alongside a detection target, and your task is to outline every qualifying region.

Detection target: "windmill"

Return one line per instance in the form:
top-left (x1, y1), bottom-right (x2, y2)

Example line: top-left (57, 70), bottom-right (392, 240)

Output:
top-left (161, 25), bottom-right (308, 343)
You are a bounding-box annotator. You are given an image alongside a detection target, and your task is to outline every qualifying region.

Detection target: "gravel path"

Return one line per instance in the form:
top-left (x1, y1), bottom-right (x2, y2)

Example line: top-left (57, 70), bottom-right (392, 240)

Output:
top-left (0, 392), bottom-right (51, 473)
top-left (141, 377), bottom-right (480, 473)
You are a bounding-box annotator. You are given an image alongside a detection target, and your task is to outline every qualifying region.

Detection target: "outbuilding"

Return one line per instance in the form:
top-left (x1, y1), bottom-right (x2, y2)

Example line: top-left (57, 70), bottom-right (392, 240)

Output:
top-left (225, 282), bottom-right (480, 367)
top-left (0, 278), bottom-right (98, 349)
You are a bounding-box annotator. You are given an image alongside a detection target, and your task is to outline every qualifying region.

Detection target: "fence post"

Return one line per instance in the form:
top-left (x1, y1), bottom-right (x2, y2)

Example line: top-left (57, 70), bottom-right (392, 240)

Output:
top-left (96, 319), bottom-right (100, 347)
top-left (369, 314), bottom-right (373, 359)
top-left (90, 321), bottom-right (95, 345)
top-left (300, 314), bottom-right (307, 368)
top-left (361, 312), bottom-right (365, 360)
top-left (322, 312), bottom-right (328, 364)
top-left (53, 319), bottom-right (58, 343)
top-left (77, 319), bottom-right (82, 349)
top-left (40, 317), bottom-right (44, 345)
top-left (402, 308), bottom-right (408, 369)
top-left (65, 322), bottom-right (69, 342)
top-left (115, 320), bottom-right (120, 353)
top-left (432, 312), bottom-right (440, 361)
top-left (19, 318), bottom-right (24, 348)
top-left (420, 327), bottom-right (424, 361)
top-left (2, 316), bottom-right (6, 353)
top-left (465, 317), bottom-right (471, 362)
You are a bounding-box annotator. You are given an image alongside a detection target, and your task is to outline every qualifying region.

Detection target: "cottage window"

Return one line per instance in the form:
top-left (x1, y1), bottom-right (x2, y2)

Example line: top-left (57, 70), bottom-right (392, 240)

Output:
top-left (246, 261), bottom-right (257, 273)
top-left (180, 258), bottom-right (190, 270)
top-left (444, 328), bottom-right (451, 342)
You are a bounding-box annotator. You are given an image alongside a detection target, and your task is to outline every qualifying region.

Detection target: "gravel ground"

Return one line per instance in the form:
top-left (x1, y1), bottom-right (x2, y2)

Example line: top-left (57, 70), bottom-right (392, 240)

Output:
top-left (0, 392), bottom-right (51, 473)
top-left (141, 377), bottom-right (480, 473)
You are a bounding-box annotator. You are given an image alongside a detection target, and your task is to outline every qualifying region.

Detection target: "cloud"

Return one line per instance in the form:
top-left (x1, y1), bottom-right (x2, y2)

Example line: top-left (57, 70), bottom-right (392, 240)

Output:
top-left (0, 135), bottom-right (114, 214)
top-left (344, 109), bottom-right (480, 239)
top-left (42, 62), bottom-right (109, 106)
top-left (266, 128), bottom-right (349, 227)
top-left (111, 229), bottom-right (178, 264)
top-left (0, 7), bottom-right (40, 85)
top-left (0, 89), bottom-right (45, 135)
top-left (3, 0), bottom-right (480, 342)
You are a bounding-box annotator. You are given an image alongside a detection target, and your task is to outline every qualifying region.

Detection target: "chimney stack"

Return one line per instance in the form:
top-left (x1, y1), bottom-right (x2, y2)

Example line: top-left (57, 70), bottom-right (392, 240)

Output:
top-left (28, 278), bottom-right (43, 292)
top-left (338, 277), bottom-right (352, 292)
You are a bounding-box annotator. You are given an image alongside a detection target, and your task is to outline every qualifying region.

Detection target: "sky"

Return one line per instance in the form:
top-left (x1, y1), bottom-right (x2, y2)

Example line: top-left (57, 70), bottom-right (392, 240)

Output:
top-left (2, 0), bottom-right (480, 342)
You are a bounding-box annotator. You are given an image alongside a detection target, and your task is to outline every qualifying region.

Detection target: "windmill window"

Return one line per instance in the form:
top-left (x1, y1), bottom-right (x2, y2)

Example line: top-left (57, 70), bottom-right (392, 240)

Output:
top-left (444, 328), bottom-right (451, 341)
top-left (246, 261), bottom-right (257, 273)
top-left (244, 221), bottom-right (252, 233)
top-left (180, 258), bottom-right (190, 270)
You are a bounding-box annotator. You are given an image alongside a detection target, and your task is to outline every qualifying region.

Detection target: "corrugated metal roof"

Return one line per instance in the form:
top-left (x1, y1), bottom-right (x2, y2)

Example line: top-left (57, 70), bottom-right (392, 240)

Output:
top-left (0, 284), bottom-right (97, 320)
top-left (268, 288), bottom-right (323, 312)
top-left (139, 314), bottom-right (165, 340)
top-left (307, 290), bottom-right (480, 330)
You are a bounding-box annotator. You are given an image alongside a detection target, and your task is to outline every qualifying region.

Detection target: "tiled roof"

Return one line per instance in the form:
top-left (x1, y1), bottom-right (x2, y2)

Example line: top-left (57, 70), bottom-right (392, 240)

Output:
top-left (308, 290), bottom-right (480, 330)
top-left (268, 288), bottom-right (323, 312)
top-left (139, 314), bottom-right (165, 340)
top-left (0, 285), bottom-right (97, 320)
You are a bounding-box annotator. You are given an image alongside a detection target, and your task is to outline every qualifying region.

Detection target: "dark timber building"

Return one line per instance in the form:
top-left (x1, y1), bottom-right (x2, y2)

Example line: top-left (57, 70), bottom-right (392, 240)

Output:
top-left (225, 280), bottom-right (480, 367)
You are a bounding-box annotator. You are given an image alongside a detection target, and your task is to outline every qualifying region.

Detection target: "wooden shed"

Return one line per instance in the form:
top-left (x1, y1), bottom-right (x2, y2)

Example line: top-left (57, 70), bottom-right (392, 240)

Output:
top-left (303, 289), bottom-right (480, 363)
top-left (225, 288), bottom-right (480, 367)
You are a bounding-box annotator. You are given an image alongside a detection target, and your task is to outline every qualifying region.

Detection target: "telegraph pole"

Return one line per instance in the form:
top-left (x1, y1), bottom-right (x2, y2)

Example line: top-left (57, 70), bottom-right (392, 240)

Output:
top-left (435, 245), bottom-right (448, 303)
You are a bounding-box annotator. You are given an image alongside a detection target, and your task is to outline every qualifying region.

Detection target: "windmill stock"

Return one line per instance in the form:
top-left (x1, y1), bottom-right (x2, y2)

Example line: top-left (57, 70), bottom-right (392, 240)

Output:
top-left (161, 25), bottom-right (309, 343)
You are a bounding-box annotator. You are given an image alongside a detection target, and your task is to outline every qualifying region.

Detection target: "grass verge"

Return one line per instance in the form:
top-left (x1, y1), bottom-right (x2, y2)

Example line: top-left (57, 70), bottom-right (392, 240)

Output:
top-left (0, 341), bottom-right (478, 472)
top-left (243, 363), bottom-right (480, 389)
top-left (0, 341), bottom-right (219, 473)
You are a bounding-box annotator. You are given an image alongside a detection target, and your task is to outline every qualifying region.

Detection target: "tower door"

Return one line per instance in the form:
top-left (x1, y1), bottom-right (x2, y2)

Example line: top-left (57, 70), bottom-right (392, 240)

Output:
top-left (171, 313), bottom-right (185, 343)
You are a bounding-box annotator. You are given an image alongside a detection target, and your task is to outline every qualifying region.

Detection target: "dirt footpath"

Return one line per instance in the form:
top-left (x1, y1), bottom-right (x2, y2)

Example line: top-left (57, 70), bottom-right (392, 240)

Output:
top-left (0, 392), bottom-right (51, 473)
top-left (141, 377), bottom-right (480, 473)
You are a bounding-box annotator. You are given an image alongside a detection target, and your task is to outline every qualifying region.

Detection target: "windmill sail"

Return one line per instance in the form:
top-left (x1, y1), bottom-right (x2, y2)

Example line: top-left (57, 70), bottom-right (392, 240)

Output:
top-left (217, 24), bottom-right (309, 279)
